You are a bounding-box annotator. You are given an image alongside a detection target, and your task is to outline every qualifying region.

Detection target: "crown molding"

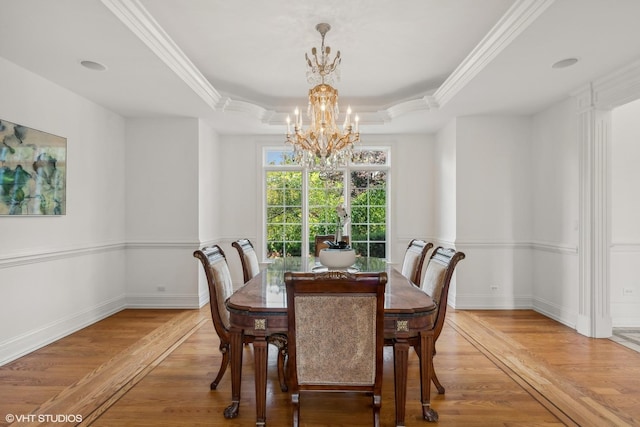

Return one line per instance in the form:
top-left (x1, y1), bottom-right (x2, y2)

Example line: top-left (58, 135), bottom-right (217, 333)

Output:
top-left (266, 0), bottom-right (556, 125)
top-left (265, 109), bottom-right (390, 127)
top-left (386, 95), bottom-right (439, 118)
top-left (101, 0), bottom-right (223, 110)
top-left (591, 58), bottom-right (640, 110)
top-left (101, 0), bottom-right (555, 128)
top-left (221, 98), bottom-right (276, 123)
top-left (434, 0), bottom-right (556, 107)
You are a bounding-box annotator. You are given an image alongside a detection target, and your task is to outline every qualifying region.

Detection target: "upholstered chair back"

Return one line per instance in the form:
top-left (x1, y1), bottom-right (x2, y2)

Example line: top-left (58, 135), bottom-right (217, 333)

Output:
top-left (232, 239), bottom-right (261, 283)
top-left (400, 239), bottom-right (433, 285)
top-left (284, 270), bottom-right (387, 426)
top-left (194, 244), bottom-right (289, 392)
top-left (194, 245), bottom-right (234, 334)
top-left (295, 293), bottom-right (377, 385)
top-left (420, 247), bottom-right (465, 339)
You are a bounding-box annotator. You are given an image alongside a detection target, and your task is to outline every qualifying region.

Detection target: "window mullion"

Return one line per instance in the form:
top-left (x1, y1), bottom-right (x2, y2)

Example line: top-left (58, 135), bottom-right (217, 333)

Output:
top-left (302, 170), bottom-right (310, 258)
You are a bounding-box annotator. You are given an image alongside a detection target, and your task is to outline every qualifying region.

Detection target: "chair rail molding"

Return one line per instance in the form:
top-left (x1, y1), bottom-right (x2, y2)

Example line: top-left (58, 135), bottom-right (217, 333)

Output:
top-left (574, 58), bottom-right (640, 338)
top-left (0, 242), bottom-right (125, 269)
top-left (610, 242), bottom-right (640, 253)
top-left (125, 240), bottom-right (200, 250)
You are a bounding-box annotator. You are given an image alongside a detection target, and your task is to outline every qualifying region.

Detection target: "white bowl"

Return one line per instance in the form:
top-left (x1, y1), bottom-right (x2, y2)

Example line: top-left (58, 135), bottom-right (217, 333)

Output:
top-left (318, 248), bottom-right (356, 269)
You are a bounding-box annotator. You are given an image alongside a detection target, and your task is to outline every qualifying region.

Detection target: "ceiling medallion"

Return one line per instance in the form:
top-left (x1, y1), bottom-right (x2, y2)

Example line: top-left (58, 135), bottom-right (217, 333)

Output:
top-left (285, 23), bottom-right (359, 174)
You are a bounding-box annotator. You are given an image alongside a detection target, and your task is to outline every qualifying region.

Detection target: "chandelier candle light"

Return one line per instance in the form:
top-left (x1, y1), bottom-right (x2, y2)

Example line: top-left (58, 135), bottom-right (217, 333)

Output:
top-left (285, 23), bottom-right (360, 173)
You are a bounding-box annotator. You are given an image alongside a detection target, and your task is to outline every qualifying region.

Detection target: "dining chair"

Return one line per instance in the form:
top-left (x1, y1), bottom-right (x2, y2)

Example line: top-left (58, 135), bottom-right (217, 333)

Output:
top-left (284, 270), bottom-right (387, 427)
top-left (193, 245), bottom-right (288, 392)
top-left (313, 234), bottom-right (350, 256)
top-left (231, 238), bottom-right (288, 391)
top-left (382, 246), bottom-right (463, 422)
top-left (232, 238), bottom-right (261, 283)
top-left (417, 247), bottom-right (465, 395)
top-left (400, 239), bottom-right (433, 285)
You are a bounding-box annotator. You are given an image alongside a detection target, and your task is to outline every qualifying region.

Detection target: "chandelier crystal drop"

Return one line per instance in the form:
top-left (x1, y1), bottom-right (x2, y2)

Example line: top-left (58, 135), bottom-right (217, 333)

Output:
top-left (285, 23), bottom-right (360, 174)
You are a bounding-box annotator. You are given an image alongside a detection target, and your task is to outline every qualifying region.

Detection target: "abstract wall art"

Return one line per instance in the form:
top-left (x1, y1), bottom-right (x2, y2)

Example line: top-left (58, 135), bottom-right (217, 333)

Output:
top-left (0, 119), bottom-right (66, 215)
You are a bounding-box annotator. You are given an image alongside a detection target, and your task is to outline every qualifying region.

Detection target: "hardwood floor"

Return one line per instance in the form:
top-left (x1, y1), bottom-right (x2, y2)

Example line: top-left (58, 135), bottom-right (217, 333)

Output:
top-left (1, 307), bottom-right (639, 426)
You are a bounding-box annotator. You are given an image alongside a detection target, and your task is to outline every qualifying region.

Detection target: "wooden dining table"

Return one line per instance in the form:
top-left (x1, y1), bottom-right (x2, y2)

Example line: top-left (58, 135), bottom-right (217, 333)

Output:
top-left (224, 256), bottom-right (438, 426)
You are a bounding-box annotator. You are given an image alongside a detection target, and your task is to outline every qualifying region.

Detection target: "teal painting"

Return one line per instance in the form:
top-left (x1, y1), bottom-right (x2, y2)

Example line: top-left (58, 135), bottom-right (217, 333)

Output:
top-left (0, 119), bottom-right (66, 215)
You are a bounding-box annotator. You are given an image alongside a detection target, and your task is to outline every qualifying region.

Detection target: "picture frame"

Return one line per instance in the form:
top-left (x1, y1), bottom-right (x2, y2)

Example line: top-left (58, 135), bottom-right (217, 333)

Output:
top-left (0, 119), bottom-right (66, 215)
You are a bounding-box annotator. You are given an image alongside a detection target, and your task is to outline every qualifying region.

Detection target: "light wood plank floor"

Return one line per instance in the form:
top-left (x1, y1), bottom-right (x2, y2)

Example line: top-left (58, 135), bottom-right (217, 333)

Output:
top-left (1, 307), bottom-right (639, 426)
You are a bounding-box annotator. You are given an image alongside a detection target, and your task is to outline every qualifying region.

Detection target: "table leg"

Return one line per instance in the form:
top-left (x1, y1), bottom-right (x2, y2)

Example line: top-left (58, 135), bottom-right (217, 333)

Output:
top-left (420, 333), bottom-right (438, 422)
top-left (393, 339), bottom-right (409, 427)
top-left (223, 329), bottom-right (243, 419)
top-left (253, 336), bottom-right (268, 426)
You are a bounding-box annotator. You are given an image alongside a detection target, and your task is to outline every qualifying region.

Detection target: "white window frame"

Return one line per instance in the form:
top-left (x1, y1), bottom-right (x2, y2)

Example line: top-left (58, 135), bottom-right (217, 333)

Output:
top-left (261, 146), bottom-right (390, 260)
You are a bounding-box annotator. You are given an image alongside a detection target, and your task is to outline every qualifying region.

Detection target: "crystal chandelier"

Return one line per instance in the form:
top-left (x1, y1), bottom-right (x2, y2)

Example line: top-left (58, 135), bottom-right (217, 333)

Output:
top-left (285, 23), bottom-right (360, 173)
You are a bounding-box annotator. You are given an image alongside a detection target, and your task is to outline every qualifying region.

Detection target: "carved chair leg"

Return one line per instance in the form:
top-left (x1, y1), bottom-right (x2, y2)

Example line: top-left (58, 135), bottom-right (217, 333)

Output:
top-left (372, 394), bottom-right (381, 427)
top-left (277, 347), bottom-right (288, 392)
top-left (431, 347), bottom-right (445, 394)
top-left (211, 345), bottom-right (230, 390)
top-left (432, 368), bottom-right (445, 394)
top-left (292, 392), bottom-right (300, 427)
top-left (267, 333), bottom-right (289, 392)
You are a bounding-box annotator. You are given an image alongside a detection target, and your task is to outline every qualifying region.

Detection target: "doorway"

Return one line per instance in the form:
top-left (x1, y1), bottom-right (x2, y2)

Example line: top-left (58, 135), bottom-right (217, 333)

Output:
top-left (610, 99), bottom-right (640, 328)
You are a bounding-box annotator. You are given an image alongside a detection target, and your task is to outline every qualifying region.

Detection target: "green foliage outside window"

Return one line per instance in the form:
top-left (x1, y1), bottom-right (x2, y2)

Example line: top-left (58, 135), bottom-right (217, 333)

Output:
top-left (266, 170), bottom-right (302, 257)
top-left (349, 170), bottom-right (387, 258)
top-left (265, 149), bottom-right (388, 259)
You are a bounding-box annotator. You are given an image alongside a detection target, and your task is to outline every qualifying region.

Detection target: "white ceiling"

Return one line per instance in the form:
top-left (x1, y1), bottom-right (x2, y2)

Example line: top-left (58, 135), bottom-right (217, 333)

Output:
top-left (2, 0), bottom-right (640, 135)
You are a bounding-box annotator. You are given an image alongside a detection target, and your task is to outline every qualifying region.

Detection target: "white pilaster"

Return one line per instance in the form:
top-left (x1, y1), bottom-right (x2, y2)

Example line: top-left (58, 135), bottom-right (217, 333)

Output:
top-left (575, 59), bottom-right (640, 337)
top-left (576, 87), bottom-right (612, 337)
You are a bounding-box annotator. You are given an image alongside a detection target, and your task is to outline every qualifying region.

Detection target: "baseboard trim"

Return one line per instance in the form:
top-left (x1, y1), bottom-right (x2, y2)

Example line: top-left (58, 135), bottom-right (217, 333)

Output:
top-left (126, 293), bottom-right (202, 309)
top-left (452, 294), bottom-right (532, 309)
top-left (531, 297), bottom-right (577, 329)
top-left (0, 293), bottom-right (206, 366)
top-left (0, 295), bottom-right (127, 366)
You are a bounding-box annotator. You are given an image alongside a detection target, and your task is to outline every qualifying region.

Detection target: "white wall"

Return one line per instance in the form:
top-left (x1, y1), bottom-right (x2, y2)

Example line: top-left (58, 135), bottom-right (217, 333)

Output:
top-left (0, 57), bottom-right (127, 364)
top-left (530, 98), bottom-right (579, 327)
top-left (198, 120), bottom-right (220, 244)
top-left (611, 98), bottom-right (640, 326)
top-left (125, 118), bottom-right (204, 308)
top-left (390, 134), bottom-right (436, 263)
top-left (434, 120), bottom-right (457, 244)
top-left (453, 116), bottom-right (533, 309)
top-left (197, 120), bottom-right (221, 300)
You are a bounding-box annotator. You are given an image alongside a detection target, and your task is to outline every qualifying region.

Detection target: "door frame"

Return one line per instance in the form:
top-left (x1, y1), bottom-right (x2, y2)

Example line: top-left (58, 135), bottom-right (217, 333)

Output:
top-left (575, 59), bottom-right (640, 337)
